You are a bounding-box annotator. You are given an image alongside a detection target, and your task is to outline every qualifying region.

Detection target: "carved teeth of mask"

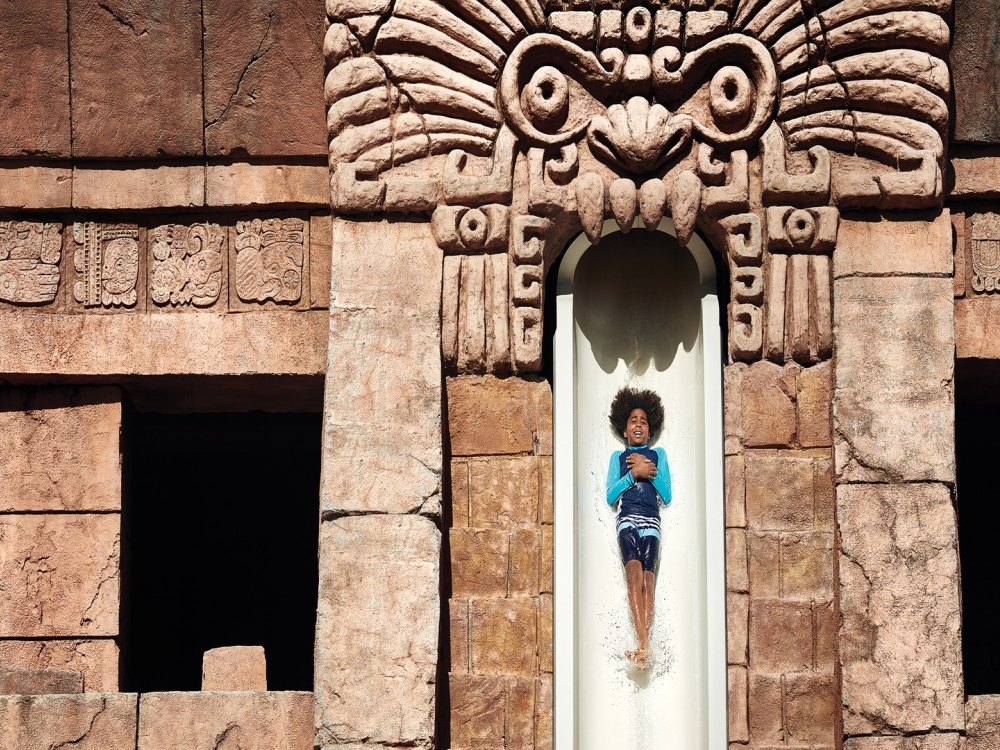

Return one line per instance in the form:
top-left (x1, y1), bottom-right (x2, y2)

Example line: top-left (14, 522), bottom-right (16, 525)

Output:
top-left (669, 169), bottom-right (702, 247)
top-left (639, 179), bottom-right (667, 230)
top-left (609, 178), bottom-right (638, 233)
top-left (575, 172), bottom-right (606, 244)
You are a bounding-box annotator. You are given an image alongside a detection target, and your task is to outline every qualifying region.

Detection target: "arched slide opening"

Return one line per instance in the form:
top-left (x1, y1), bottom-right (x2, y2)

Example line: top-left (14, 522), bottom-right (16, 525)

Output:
top-left (553, 219), bottom-right (727, 750)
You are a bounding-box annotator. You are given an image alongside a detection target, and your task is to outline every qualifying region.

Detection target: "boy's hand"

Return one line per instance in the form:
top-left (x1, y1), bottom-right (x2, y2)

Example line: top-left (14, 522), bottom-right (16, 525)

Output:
top-left (627, 454), bottom-right (657, 481)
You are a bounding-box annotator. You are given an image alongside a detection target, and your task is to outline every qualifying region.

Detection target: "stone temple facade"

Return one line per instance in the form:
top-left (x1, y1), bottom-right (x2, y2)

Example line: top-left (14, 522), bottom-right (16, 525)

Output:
top-left (2, 0), bottom-right (1000, 749)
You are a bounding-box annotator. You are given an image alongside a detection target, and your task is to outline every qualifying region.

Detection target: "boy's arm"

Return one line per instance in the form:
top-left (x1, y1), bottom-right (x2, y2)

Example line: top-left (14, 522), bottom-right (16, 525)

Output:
top-left (606, 451), bottom-right (633, 506)
top-left (652, 447), bottom-right (672, 505)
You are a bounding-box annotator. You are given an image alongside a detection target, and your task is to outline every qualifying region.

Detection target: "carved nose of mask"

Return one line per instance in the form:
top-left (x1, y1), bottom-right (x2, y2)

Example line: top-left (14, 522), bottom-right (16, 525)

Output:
top-left (587, 97), bottom-right (694, 174)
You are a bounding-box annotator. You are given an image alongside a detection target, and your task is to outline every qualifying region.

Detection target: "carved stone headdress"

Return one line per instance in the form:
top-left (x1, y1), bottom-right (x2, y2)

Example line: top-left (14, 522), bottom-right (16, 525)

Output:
top-left (324, 0), bottom-right (950, 372)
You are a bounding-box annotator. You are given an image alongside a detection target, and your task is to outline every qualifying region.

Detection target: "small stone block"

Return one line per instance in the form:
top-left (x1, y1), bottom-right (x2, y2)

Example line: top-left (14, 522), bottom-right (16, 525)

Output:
top-left (450, 528), bottom-right (509, 599)
top-left (202, 646), bottom-right (267, 691)
top-left (725, 454), bottom-right (746, 527)
top-left (742, 361), bottom-right (796, 448)
top-left (728, 665), bottom-right (749, 742)
top-left (726, 528), bottom-right (748, 593)
top-left (748, 673), bottom-right (783, 744)
top-left (451, 460), bottom-right (471, 527)
top-left (745, 453), bottom-right (816, 531)
top-left (727, 593), bottom-right (749, 665)
top-left (447, 376), bottom-right (552, 457)
top-left (749, 599), bottom-right (813, 673)
top-left (470, 598), bottom-right (538, 676)
top-left (450, 674), bottom-right (506, 748)
top-left (508, 529), bottom-right (541, 596)
top-left (797, 362), bottom-right (832, 448)
top-left (450, 599), bottom-right (470, 674)
top-left (0, 693), bottom-right (137, 748)
top-left (0, 639), bottom-right (119, 693)
top-left (0, 667), bottom-right (83, 695)
top-left (507, 676), bottom-right (537, 750)
top-left (536, 675), bottom-right (553, 750)
top-left (470, 457), bottom-right (540, 529)
top-left (783, 671), bottom-right (837, 745)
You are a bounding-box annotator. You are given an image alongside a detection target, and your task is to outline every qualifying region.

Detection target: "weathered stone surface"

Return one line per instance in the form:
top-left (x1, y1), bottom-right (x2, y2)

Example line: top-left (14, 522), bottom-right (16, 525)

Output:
top-left (73, 165), bottom-right (205, 209)
top-left (954, 296), bottom-right (1000, 358)
top-left (724, 363), bottom-right (745, 455)
top-left (726, 528), bottom-right (748, 593)
top-left (447, 376), bottom-right (552, 457)
top-left (748, 531), bottom-right (780, 598)
top-left (321, 220), bottom-right (442, 516)
top-left (968, 695), bottom-right (1000, 750)
top-left (0, 0), bottom-right (71, 157)
top-left (952, 0), bottom-right (1000, 143)
top-left (838, 484), bottom-right (963, 733)
top-left (139, 691), bottom-right (313, 750)
top-left (536, 675), bottom-right (552, 750)
top-left (451, 599), bottom-right (470, 674)
top-left (470, 457), bottom-right (540, 529)
top-left (781, 532), bottom-right (834, 600)
top-left (507, 676), bottom-right (536, 750)
top-left (470, 598), bottom-right (537, 676)
top-left (451, 528), bottom-right (508, 599)
top-left (745, 453), bottom-right (823, 532)
top-left (0, 514), bottom-right (120, 637)
top-left (508, 529), bottom-right (540, 596)
top-left (540, 524), bottom-right (552, 594)
top-left (69, 0), bottom-right (203, 158)
top-left (450, 674), bottom-right (505, 749)
top-left (834, 276), bottom-right (954, 483)
top-left (797, 362), bottom-right (832, 448)
top-left (0, 639), bottom-right (119, 693)
top-left (742, 362), bottom-right (796, 448)
top-left (783, 671), bottom-right (837, 745)
top-left (834, 211), bottom-right (952, 277)
top-left (749, 599), bottom-right (813, 673)
top-left (538, 593), bottom-right (552, 674)
top-left (315, 515), bottom-right (440, 746)
top-left (202, 646), bottom-right (267, 691)
top-left (951, 156), bottom-right (1000, 198)
top-left (0, 312), bottom-right (328, 376)
top-left (0, 387), bottom-right (121, 512)
top-left (538, 456), bottom-right (552, 525)
top-left (748, 673), bottom-right (783, 745)
top-left (725, 455), bottom-right (746, 527)
top-left (0, 693), bottom-right (136, 749)
top-left (204, 0), bottom-right (326, 157)
top-left (451, 459), bottom-right (470, 527)
top-left (728, 665), bottom-right (748, 743)
top-left (0, 165), bottom-right (72, 210)
top-left (846, 734), bottom-right (961, 750)
top-left (0, 667), bottom-right (83, 695)
top-left (310, 213), bottom-right (333, 310)
top-left (206, 164), bottom-right (329, 207)
top-left (727, 593), bottom-right (748, 665)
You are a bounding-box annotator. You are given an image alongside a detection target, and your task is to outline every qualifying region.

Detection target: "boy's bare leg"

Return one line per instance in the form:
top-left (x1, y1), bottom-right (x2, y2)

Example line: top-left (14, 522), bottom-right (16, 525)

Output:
top-left (624, 560), bottom-right (646, 664)
top-left (636, 570), bottom-right (656, 667)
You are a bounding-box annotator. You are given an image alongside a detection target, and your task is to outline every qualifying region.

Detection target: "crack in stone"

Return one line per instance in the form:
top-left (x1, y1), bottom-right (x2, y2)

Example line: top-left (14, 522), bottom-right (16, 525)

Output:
top-left (80, 537), bottom-right (120, 627)
top-left (50, 697), bottom-right (108, 750)
top-left (96, 0), bottom-right (148, 37)
top-left (206, 9), bottom-right (277, 129)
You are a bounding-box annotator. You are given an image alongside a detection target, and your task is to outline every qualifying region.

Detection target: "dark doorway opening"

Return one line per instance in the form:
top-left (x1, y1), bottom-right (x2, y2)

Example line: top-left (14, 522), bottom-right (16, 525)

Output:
top-left (956, 359), bottom-right (1000, 695)
top-left (126, 411), bottom-right (321, 692)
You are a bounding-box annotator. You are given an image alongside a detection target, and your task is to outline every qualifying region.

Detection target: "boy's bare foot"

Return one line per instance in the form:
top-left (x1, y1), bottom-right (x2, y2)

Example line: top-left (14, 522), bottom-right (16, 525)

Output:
top-left (625, 649), bottom-right (640, 664)
top-left (634, 648), bottom-right (649, 668)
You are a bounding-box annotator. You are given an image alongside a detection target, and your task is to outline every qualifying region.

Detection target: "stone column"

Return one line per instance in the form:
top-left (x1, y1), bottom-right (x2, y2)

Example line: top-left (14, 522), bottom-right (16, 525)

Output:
top-left (314, 218), bottom-right (444, 750)
top-left (833, 212), bottom-right (963, 749)
top-left (725, 359), bottom-right (838, 750)
top-left (0, 386), bottom-right (124, 692)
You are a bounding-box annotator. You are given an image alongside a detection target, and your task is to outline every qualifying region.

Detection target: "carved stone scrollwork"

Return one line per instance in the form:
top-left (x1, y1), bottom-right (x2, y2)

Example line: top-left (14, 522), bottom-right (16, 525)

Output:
top-left (0, 222), bottom-right (62, 305)
top-left (74, 223), bottom-right (140, 309)
top-left (325, 0), bottom-right (951, 372)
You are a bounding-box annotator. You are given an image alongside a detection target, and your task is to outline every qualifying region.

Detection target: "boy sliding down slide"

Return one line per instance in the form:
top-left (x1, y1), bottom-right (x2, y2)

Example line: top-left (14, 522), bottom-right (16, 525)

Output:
top-left (605, 387), bottom-right (671, 668)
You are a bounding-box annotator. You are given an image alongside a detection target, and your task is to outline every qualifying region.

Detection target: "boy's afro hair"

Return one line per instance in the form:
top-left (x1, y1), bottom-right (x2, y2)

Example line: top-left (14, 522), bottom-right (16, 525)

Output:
top-left (609, 387), bottom-right (664, 441)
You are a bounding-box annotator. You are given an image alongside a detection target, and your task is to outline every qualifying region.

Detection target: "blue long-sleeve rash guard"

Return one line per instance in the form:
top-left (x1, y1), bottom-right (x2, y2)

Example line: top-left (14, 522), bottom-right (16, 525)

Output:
top-left (606, 445), bottom-right (672, 521)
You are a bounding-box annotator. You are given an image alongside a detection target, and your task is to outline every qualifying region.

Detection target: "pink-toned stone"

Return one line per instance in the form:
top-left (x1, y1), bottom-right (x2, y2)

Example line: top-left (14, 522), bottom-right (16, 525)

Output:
top-left (781, 532), bottom-right (834, 600)
top-left (0, 387), bottom-right (121, 512)
top-left (322, 219), bottom-right (442, 517)
top-left (0, 165), bottom-right (72, 210)
top-left (747, 531), bottom-right (780, 598)
top-left (0, 312), bottom-right (329, 376)
top-left (724, 363), bottom-right (745, 454)
top-left (783, 671), bottom-right (837, 745)
top-left (206, 164), bottom-right (329, 207)
top-left (538, 593), bottom-right (553, 673)
top-left (797, 362), bottom-right (832, 448)
top-left (950, 156), bottom-right (1000, 198)
top-left (451, 459), bottom-right (471, 527)
top-left (748, 673), bottom-right (783, 745)
top-left (745, 453), bottom-right (817, 531)
top-left (726, 528), bottom-right (748, 593)
top-left (138, 691), bottom-right (313, 750)
top-left (742, 362), bottom-right (797, 448)
top-left (470, 457), bottom-right (540, 529)
top-left (450, 528), bottom-right (509, 599)
top-left (540, 524), bottom-right (553, 594)
top-left (834, 276), bottom-right (954, 483)
top-left (315, 515), bottom-right (439, 747)
top-left (0, 514), bottom-right (120, 637)
top-left (508, 528), bottom-right (541, 596)
top-left (507, 676), bottom-right (537, 750)
top-left (539, 455), bottom-right (553, 525)
top-left (0, 667), bottom-right (83, 695)
top-left (728, 665), bottom-right (749, 743)
top-left (72, 165), bottom-right (205, 210)
top-left (725, 455), bottom-right (746, 527)
top-left (834, 211), bottom-right (952, 277)
top-left (536, 675), bottom-right (552, 750)
top-left (470, 598), bottom-right (538, 676)
top-left (0, 0), bottom-right (71, 157)
top-left (967, 695), bottom-right (1000, 750)
top-left (0, 693), bottom-right (137, 748)
top-left (448, 376), bottom-right (553, 457)
top-left (727, 593), bottom-right (749, 665)
top-left (310, 213), bottom-right (333, 310)
top-left (838, 483), bottom-right (963, 733)
top-left (202, 646), bottom-right (267, 691)
top-left (846, 734), bottom-right (961, 750)
top-left (69, 0), bottom-right (203, 158)
top-left (0, 639), bottom-right (119, 693)
top-left (955, 296), bottom-right (1000, 358)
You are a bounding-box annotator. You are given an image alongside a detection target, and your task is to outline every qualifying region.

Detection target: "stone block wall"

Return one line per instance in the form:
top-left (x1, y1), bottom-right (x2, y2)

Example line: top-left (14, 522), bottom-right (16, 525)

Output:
top-left (446, 375), bottom-right (553, 750)
top-left (724, 360), bottom-right (838, 750)
top-left (0, 386), bottom-right (125, 692)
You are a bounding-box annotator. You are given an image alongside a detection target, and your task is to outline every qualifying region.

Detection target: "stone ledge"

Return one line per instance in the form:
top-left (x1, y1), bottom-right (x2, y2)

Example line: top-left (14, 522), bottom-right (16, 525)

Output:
top-left (0, 311), bottom-right (328, 376)
top-left (0, 693), bottom-right (137, 748)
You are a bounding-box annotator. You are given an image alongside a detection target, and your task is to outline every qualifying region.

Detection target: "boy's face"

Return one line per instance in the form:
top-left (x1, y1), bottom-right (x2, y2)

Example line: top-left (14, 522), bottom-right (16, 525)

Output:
top-left (625, 408), bottom-right (649, 446)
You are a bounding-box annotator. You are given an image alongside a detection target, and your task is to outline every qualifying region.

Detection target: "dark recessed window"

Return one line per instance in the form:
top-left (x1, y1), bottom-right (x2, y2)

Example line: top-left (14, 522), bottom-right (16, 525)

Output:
top-left (125, 411), bottom-right (321, 692)
top-left (956, 360), bottom-right (1000, 695)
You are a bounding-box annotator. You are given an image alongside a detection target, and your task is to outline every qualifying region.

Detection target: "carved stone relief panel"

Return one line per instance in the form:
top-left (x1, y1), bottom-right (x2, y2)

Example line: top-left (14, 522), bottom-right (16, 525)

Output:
top-left (230, 216), bottom-right (310, 311)
top-left (324, 0), bottom-right (950, 373)
top-left (73, 222), bottom-right (143, 311)
top-left (149, 221), bottom-right (226, 309)
top-left (0, 221), bottom-right (62, 306)
top-left (971, 213), bottom-right (1000, 294)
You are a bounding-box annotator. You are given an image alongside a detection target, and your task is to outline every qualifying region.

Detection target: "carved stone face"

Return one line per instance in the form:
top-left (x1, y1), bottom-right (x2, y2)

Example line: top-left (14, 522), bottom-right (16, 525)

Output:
top-left (101, 238), bottom-right (139, 296)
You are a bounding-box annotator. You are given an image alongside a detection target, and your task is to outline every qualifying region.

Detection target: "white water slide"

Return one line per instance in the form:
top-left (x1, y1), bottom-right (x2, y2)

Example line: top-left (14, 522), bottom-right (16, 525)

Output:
top-left (553, 220), bottom-right (727, 750)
